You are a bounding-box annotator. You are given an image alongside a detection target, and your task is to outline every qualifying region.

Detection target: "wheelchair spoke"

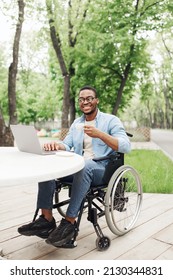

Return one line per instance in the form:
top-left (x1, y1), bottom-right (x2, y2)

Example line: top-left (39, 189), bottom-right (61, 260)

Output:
top-left (105, 165), bottom-right (142, 235)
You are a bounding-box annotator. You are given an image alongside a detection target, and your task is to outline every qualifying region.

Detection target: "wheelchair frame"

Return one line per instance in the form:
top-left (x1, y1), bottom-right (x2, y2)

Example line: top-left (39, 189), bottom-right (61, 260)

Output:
top-left (53, 151), bottom-right (143, 251)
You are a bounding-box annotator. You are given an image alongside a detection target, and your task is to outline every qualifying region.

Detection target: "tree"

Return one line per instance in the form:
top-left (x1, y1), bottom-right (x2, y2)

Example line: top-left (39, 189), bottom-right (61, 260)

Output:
top-left (73, 0), bottom-right (171, 116)
top-left (1, 0), bottom-right (172, 134)
top-left (0, 0), bottom-right (25, 146)
top-left (45, 0), bottom-right (91, 128)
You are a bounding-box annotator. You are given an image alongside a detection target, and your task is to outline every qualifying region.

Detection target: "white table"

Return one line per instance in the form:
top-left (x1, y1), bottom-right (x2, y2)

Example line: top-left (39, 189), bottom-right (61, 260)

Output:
top-left (0, 147), bottom-right (85, 187)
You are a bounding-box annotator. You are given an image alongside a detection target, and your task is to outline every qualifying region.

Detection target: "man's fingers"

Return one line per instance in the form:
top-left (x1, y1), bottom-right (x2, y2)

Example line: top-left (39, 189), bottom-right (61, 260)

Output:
top-left (44, 142), bottom-right (59, 151)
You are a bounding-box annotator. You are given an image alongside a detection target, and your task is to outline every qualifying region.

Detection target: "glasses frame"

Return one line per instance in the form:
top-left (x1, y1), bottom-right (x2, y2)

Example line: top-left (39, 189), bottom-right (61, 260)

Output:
top-left (78, 96), bottom-right (97, 103)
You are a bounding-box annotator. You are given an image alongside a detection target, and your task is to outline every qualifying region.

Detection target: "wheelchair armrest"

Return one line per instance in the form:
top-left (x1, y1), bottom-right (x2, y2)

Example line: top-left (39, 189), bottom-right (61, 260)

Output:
top-left (126, 132), bottom-right (133, 137)
top-left (93, 153), bottom-right (121, 162)
top-left (93, 156), bottom-right (112, 162)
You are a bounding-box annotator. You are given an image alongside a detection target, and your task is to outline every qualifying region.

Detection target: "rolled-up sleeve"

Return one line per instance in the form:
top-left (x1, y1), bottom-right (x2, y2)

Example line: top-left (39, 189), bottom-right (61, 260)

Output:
top-left (118, 136), bottom-right (131, 153)
top-left (109, 118), bottom-right (131, 154)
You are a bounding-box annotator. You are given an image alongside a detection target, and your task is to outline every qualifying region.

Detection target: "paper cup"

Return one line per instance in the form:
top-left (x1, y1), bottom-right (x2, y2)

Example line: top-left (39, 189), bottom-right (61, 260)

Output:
top-left (75, 123), bottom-right (84, 130)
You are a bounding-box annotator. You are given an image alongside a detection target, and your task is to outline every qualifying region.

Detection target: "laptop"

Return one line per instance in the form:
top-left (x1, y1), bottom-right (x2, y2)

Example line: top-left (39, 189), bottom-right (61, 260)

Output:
top-left (10, 124), bottom-right (56, 155)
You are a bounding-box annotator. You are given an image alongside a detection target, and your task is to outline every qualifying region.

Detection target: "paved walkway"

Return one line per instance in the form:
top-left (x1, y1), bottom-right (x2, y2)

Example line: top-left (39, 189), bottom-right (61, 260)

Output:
top-left (151, 129), bottom-right (173, 158)
top-left (131, 141), bottom-right (160, 150)
top-left (131, 140), bottom-right (173, 162)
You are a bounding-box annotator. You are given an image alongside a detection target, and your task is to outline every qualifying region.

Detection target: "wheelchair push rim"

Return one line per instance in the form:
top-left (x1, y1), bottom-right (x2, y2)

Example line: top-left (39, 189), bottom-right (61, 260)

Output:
top-left (105, 165), bottom-right (142, 236)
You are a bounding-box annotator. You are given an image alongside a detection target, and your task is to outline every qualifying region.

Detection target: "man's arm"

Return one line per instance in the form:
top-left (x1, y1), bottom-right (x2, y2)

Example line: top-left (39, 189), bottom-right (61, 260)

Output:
top-left (84, 125), bottom-right (131, 153)
top-left (84, 125), bottom-right (119, 151)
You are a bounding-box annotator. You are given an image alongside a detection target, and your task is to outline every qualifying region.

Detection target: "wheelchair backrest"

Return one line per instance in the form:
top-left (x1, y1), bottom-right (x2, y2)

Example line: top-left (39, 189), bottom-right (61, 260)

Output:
top-left (102, 153), bottom-right (124, 183)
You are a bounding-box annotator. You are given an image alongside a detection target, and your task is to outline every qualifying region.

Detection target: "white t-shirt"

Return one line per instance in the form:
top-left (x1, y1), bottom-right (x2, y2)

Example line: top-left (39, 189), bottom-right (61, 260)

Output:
top-left (83, 120), bottom-right (95, 159)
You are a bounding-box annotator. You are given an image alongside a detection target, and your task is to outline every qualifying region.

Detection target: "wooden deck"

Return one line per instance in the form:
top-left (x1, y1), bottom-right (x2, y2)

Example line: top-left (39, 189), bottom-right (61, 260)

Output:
top-left (1, 183), bottom-right (173, 260)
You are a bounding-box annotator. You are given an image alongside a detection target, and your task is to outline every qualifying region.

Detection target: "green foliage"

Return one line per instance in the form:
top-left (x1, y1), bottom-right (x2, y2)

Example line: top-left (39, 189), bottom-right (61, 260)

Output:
top-left (0, 48), bottom-right (8, 119)
top-left (72, 0), bottom-right (153, 112)
top-left (125, 150), bottom-right (173, 193)
top-left (1, 0), bottom-right (173, 125)
top-left (16, 70), bottom-right (61, 124)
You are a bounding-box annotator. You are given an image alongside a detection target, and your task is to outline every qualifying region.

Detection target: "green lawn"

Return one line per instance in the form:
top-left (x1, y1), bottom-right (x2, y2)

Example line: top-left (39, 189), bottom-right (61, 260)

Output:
top-left (125, 150), bottom-right (173, 194)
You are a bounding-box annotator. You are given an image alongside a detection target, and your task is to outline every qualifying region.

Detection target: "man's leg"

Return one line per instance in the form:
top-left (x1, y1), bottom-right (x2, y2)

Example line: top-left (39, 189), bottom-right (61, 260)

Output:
top-left (18, 180), bottom-right (56, 238)
top-left (66, 159), bottom-right (106, 219)
top-left (37, 180), bottom-right (56, 221)
top-left (46, 159), bottom-right (106, 246)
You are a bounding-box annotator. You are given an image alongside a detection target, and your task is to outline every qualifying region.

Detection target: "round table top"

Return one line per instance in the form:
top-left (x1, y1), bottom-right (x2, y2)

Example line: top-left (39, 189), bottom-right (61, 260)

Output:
top-left (0, 147), bottom-right (85, 187)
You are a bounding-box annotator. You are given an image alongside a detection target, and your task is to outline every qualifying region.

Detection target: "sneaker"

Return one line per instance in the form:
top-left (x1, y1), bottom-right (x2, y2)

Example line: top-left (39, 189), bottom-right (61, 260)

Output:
top-left (46, 218), bottom-right (77, 247)
top-left (18, 215), bottom-right (56, 239)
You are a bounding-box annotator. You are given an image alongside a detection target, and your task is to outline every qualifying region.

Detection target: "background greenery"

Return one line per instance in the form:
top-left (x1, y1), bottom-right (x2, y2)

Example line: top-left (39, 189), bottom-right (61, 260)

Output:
top-left (125, 150), bottom-right (173, 194)
top-left (0, 0), bottom-right (173, 129)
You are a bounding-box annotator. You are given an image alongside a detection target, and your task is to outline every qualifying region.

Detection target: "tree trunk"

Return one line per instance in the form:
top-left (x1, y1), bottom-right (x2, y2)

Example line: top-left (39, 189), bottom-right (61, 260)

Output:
top-left (0, 107), bottom-right (13, 146)
top-left (112, 0), bottom-right (138, 115)
top-left (112, 0), bottom-right (147, 115)
top-left (46, 0), bottom-right (91, 126)
top-left (49, 19), bottom-right (70, 128)
top-left (112, 61), bottom-right (131, 115)
top-left (0, 0), bottom-right (25, 146)
top-left (67, 0), bottom-right (91, 123)
top-left (46, 1), bottom-right (70, 128)
top-left (69, 97), bottom-right (76, 125)
top-left (68, 61), bottom-right (76, 125)
top-left (8, 0), bottom-right (25, 124)
top-left (61, 75), bottom-right (70, 128)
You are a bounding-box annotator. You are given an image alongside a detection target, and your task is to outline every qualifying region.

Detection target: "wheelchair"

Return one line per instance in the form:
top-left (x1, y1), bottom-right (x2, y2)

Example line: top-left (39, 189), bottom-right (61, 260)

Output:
top-left (51, 140), bottom-right (143, 251)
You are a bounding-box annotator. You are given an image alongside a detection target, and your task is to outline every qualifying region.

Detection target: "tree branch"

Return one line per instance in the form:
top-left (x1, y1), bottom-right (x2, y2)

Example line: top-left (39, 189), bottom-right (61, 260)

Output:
top-left (140, 1), bottom-right (160, 17)
top-left (161, 34), bottom-right (173, 59)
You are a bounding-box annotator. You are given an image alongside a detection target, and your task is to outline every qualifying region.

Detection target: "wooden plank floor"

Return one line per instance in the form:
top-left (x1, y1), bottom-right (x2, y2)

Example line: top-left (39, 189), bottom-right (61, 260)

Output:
top-left (1, 183), bottom-right (173, 260)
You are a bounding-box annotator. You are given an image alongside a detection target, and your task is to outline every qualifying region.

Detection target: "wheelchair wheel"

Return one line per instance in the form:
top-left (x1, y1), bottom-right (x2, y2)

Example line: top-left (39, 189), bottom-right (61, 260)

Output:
top-left (96, 236), bottom-right (111, 251)
top-left (54, 184), bottom-right (71, 217)
top-left (105, 165), bottom-right (142, 236)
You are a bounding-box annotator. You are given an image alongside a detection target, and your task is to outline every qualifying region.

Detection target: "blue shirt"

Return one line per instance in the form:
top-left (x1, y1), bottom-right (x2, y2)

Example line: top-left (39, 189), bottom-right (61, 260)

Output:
top-left (62, 109), bottom-right (131, 157)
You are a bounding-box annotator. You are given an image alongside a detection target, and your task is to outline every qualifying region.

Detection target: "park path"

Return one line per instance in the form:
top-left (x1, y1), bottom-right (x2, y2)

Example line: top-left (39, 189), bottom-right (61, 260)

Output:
top-left (151, 129), bottom-right (173, 161)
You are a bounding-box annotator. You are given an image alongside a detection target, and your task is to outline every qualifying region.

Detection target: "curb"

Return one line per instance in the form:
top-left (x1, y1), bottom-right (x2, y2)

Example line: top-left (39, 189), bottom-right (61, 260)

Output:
top-left (131, 141), bottom-right (173, 162)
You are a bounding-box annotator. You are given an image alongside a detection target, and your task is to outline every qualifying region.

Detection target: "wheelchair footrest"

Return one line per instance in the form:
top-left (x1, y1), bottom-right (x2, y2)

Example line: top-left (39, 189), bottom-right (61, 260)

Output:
top-left (56, 239), bottom-right (77, 249)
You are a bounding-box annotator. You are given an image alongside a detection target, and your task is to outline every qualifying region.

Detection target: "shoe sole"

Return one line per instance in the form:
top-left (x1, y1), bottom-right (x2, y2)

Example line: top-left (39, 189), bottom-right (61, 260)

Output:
top-left (18, 227), bottom-right (56, 238)
top-left (46, 232), bottom-right (75, 247)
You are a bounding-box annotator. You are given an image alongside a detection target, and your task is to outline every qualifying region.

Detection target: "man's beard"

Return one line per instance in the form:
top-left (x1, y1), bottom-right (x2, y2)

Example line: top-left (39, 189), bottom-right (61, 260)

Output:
top-left (83, 107), bottom-right (97, 115)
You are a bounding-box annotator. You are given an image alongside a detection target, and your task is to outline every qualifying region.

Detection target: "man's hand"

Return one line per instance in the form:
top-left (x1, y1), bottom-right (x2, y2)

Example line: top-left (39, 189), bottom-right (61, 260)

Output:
top-left (84, 125), bottom-right (101, 138)
top-left (43, 142), bottom-right (61, 151)
top-left (84, 125), bottom-right (119, 151)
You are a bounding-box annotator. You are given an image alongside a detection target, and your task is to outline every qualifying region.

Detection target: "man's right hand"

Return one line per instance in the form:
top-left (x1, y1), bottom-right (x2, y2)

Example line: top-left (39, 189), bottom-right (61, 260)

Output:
top-left (43, 142), bottom-right (61, 151)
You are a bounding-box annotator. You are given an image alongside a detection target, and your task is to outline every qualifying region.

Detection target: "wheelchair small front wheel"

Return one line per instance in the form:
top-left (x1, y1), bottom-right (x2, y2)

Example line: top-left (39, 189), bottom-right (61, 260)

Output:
top-left (105, 165), bottom-right (142, 236)
top-left (96, 236), bottom-right (111, 251)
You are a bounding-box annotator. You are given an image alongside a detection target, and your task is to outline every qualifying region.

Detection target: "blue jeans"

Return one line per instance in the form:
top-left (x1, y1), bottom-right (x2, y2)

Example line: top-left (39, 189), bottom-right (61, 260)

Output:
top-left (37, 159), bottom-right (107, 218)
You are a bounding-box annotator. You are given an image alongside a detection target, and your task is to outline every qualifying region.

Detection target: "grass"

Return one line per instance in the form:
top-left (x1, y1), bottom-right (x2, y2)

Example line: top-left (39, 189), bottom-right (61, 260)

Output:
top-left (125, 150), bottom-right (173, 194)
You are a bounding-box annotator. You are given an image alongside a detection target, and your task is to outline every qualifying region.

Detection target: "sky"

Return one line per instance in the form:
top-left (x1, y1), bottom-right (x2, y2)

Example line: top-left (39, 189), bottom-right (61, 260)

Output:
top-left (0, 3), bottom-right (43, 43)
top-left (0, 12), bottom-right (13, 42)
top-left (0, 5), bottom-right (47, 72)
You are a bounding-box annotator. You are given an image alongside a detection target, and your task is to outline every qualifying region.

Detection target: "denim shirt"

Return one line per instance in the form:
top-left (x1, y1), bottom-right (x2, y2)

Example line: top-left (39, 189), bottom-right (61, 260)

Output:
top-left (62, 109), bottom-right (131, 157)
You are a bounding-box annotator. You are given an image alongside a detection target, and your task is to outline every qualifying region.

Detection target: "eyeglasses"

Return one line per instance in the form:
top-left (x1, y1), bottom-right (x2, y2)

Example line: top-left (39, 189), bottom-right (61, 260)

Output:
top-left (78, 96), bottom-right (97, 103)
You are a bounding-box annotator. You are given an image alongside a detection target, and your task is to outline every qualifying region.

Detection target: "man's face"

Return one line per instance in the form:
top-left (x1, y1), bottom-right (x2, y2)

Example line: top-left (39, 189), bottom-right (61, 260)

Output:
top-left (78, 89), bottom-right (99, 115)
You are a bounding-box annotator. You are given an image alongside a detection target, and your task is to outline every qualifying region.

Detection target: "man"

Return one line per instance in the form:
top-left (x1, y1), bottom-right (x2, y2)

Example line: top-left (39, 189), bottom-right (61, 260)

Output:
top-left (18, 85), bottom-right (131, 247)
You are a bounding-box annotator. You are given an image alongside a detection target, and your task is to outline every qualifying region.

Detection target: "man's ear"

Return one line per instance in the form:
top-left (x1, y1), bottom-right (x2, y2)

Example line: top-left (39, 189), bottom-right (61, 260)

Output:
top-left (96, 98), bottom-right (99, 104)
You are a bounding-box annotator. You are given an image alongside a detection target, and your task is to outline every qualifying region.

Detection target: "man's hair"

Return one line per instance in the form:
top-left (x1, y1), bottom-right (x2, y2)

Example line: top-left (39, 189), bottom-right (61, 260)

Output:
top-left (79, 85), bottom-right (98, 97)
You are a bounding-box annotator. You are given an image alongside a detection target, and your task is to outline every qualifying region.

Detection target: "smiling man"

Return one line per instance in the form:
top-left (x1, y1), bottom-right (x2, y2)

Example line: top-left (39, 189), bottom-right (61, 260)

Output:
top-left (18, 85), bottom-right (131, 247)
